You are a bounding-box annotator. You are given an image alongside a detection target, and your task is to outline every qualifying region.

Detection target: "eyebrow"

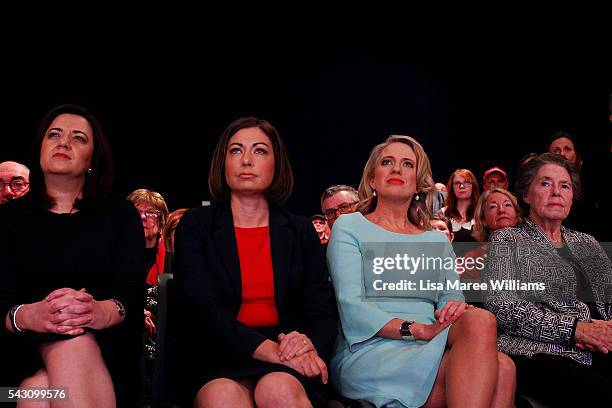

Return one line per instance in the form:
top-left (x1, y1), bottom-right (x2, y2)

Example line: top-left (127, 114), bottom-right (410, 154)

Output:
top-left (540, 176), bottom-right (571, 183)
top-left (47, 127), bottom-right (88, 137)
top-left (228, 142), bottom-right (270, 147)
top-left (381, 155), bottom-right (415, 162)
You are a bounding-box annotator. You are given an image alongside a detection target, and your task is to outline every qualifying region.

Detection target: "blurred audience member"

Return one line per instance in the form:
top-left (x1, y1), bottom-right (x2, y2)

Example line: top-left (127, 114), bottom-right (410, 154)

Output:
top-left (434, 182), bottom-right (447, 192)
top-left (311, 214), bottom-right (330, 245)
top-left (482, 166), bottom-right (509, 191)
top-left (0, 161), bottom-right (30, 203)
top-left (429, 214), bottom-right (454, 242)
top-left (442, 169), bottom-right (480, 242)
top-left (162, 208), bottom-right (188, 274)
top-left (321, 184), bottom-right (358, 228)
top-left (127, 188), bottom-right (169, 285)
top-left (547, 130), bottom-right (582, 172)
top-left (520, 152), bottom-right (538, 167)
top-left (432, 182), bottom-right (448, 213)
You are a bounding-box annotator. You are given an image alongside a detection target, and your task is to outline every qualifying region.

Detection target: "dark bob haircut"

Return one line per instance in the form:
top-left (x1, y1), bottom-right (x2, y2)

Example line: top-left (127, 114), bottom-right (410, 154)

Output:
top-left (515, 152), bottom-right (582, 210)
top-left (30, 104), bottom-right (114, 209)
top-left (208, 117), bottom-right (293, 206)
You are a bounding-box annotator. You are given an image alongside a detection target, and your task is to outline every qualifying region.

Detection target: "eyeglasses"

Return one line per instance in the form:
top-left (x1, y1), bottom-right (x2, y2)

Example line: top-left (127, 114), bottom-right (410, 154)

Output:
top-left (324, 201), bottom-right (358, 220)
top-left (0, 180), bottom-right (29, 192)
top-left (453, 181), bottom-right (473, 188)
top-left (139, 209), bottom-right (161, 219)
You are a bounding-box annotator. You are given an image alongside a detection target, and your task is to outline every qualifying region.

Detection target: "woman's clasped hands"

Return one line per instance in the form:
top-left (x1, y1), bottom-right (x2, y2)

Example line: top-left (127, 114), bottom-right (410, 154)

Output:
top-left (277, 331), bottom-right (328, 384)
top-left (23, 288), bottom-right (110, 335)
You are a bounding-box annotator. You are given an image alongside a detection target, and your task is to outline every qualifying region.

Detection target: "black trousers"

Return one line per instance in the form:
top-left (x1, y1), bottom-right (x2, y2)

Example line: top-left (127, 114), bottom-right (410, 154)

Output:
top-left (512, 353), bottom-right (612, 407)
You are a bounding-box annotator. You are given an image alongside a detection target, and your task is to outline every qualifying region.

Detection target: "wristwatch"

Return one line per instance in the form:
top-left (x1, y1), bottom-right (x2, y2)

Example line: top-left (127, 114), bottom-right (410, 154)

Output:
top-left (111, 299), bottom-right (126, 316)
top-left (400, 320), bottom-right (415, 341)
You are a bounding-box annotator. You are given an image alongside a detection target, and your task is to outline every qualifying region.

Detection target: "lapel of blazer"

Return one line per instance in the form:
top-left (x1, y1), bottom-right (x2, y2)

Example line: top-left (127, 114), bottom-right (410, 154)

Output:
top-left (211, 205), bottom-right (242, 303)
top-left (269, 207), bottom-right (292, 312)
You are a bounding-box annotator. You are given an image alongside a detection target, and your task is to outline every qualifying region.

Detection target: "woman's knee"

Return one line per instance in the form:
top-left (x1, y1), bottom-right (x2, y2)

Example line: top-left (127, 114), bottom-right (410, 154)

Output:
top-left (254, 372), bottom-right (310, 408)
top-left (497, 353), bottom-right (516, 386)
top-left (19, 369), bottom-right (49, 389)
top-left (195, 378), bottom-right (252, 408)
top-left (454, 308), bottom-right (497, 338)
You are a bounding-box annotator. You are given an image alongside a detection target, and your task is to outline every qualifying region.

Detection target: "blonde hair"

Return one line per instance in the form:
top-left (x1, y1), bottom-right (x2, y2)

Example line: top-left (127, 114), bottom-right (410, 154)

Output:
top-left (357, 135), bottom-right (435, 229)
top-left (473, 188), bottom-right (523, 242)
top-left (127, 188), bottom-right (169, 227)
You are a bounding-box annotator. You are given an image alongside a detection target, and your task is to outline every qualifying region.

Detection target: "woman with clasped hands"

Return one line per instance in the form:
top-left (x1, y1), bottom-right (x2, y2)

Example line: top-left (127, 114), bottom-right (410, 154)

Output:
top-left (484, 152), bottom-right (612, 407)
top-left (0, 104), bottom-right (146, 408)
top-left (327, 135), bottom-right (515, 408)
top-left (174, 117), bottom-right (337, 407)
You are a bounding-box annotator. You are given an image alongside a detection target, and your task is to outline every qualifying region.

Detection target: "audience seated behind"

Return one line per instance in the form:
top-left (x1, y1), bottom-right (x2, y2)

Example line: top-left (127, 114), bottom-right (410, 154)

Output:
top-left (320, 184), bottom-right (359, 230)
top-left (162, 208), bottom-right (188, 275)
top-left (441, 168), bottom-right (480, 244)
top-left (0, 160), bottom-right (31, 204)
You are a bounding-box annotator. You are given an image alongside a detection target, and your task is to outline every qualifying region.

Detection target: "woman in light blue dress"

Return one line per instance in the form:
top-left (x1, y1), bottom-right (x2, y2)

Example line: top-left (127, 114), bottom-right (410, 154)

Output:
top-left (327, 135), bottom-right (516, 408)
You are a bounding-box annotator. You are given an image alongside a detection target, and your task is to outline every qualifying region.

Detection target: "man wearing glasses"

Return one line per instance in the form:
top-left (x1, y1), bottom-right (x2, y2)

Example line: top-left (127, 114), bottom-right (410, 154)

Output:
top-left (320, 184), bottom-right (359, 229)
top-left (0, 161), bottom-right (30, 204)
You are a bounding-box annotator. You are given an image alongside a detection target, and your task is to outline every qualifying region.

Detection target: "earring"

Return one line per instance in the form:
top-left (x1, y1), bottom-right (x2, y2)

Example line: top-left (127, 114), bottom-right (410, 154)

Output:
top-left (372, 189), bottom-right (377, 197)
top-left (414, 192), bottom-right (420, 201)
top-left (87, 168), bottom-right (92, 174)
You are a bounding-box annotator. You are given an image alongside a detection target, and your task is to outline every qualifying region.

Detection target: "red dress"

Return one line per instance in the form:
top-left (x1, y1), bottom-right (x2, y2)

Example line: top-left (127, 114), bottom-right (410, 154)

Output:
top-left (235, 226), bottom-right (279, 327)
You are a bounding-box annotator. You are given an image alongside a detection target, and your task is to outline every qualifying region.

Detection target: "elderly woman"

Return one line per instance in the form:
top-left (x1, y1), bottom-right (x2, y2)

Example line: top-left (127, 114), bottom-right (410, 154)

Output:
top-left (174, 117), bottom-right (337, 407)
top-left (0, 104), bottom-right (146, 407)
top-left (484, 153), bottom-right (612, 406)
top-left (127, 188), bottom-right (169, 285)
top-left (328, 135), bottom-right (515, 408)
top-left (442, 169), bottom-right (480, 242)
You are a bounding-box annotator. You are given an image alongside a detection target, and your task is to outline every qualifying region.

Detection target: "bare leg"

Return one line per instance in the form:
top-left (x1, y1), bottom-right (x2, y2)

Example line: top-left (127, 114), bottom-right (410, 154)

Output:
top-left (491, 352), bottom-right (516, 408)
top-left (17, 369), bottom-right (50, 408)
top-left (254, 372), bottom-right (312, 408)
top-left (424, 308), bottom-right (502, 408)
top-left (39, 332), bottom-right (115, 408)
top-left (194, 378), bottom-right (254, 408)
top-left (445, 308), bottom-right (499, 408)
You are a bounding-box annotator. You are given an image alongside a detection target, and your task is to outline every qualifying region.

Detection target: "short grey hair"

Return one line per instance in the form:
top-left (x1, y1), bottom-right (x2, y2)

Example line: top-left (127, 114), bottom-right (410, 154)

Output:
top-left (515, 153), bottom-right (582, 209)
top-left (320, 185), bottom-right (358, 212)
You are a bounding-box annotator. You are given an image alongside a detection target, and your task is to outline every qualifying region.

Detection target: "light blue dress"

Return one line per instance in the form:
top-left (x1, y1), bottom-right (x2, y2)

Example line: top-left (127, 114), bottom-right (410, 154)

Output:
top-left (327, 212), bottom-right (464, 408)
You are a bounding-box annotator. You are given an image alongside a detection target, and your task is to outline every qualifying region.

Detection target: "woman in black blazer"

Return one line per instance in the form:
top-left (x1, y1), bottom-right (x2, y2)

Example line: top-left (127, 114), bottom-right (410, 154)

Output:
top-left (174, 117), bottom-right (337, 407)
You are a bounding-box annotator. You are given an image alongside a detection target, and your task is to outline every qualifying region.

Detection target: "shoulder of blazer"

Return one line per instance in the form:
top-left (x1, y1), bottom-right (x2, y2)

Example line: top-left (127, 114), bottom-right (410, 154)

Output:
top-left (269, 207), bottom-right (311, 236)
top-left (182, 204), bottom-right (231, 228)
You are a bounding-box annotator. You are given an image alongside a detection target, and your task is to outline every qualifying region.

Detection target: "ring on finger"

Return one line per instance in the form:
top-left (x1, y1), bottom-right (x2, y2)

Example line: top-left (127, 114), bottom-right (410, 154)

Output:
top-left (303, 339), bottom-right (308, 345)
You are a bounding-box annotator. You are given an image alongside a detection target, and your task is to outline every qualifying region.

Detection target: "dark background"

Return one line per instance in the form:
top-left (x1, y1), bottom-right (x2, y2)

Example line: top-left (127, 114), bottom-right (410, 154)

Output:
top-left (3, 4), bottom-right (611, 216)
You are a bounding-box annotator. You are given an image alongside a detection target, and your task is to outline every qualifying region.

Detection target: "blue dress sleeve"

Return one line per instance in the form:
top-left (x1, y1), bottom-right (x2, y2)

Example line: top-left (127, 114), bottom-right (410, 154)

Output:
top-left (327, 217), bottom-right (398, 351)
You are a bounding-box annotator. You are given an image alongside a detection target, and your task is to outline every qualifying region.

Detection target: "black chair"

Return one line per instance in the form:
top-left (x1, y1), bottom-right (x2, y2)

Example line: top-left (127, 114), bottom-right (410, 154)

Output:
top-left (151, 273), bottom-right (182, 408)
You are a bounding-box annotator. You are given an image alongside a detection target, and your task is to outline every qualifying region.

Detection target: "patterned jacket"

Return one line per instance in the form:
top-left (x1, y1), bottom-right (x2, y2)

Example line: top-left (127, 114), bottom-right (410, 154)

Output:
top-left (484, 218), bottom-right (612, 365)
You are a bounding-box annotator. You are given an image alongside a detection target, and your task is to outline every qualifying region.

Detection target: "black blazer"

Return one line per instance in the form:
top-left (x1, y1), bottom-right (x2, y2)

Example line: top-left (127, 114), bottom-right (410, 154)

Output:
top-left (174, 204), bottom-right (338, 368)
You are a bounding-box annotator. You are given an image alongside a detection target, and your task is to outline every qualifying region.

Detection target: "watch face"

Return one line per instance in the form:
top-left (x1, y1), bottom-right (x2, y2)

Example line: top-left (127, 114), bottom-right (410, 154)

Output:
top-left (400, 321), bottom-right (414, 336)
